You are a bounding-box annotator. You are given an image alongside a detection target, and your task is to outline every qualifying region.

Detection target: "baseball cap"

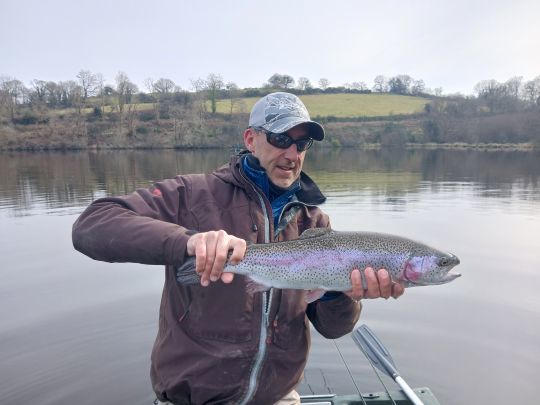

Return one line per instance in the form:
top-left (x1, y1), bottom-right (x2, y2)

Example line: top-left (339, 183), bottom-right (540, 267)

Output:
top-left (248, 92), bottom-right (325, 141)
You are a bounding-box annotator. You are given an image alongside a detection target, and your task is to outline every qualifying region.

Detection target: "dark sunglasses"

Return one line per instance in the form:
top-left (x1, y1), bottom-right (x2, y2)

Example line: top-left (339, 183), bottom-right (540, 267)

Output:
top-left (254, 128), bottom-right (313, 152)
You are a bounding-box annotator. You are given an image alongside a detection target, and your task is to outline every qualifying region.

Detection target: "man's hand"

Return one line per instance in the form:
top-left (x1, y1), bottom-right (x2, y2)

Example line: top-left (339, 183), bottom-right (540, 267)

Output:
top-left (345, 268), bottom-right (404, 301)
top-left (186, 230), bottom-right (247, 287)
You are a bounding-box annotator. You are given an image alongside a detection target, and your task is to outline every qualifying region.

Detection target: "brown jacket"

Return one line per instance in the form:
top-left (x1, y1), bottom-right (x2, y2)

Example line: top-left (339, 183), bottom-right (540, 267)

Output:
top-left (72, 154), bottom-right (360, 405)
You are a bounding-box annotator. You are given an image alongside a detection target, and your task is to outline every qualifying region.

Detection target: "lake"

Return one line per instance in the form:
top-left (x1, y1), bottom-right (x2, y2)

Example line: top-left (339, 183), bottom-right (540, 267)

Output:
top-left (0, 148), bottom-right (538, 405)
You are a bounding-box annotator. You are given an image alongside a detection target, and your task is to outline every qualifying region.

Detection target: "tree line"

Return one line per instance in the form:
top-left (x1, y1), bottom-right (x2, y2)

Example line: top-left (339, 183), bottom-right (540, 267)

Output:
top-left (1, 70), bottom-right (539, 149)
top-left (2, 69), bottom-right (539, 120)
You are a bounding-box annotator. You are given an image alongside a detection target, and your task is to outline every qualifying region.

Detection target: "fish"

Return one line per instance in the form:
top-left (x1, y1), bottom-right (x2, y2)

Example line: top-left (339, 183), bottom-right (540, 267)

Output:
top-left (176, 228), bottom-right (461, 299)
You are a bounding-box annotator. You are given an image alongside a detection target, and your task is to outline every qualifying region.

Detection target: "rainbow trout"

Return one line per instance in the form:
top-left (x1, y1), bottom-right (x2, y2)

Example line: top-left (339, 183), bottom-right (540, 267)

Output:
top-left (176, 228), bottom-right (461, 294)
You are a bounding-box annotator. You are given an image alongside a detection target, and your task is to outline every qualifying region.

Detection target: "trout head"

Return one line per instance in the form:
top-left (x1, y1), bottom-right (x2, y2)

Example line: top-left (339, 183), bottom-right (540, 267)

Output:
top-left (401, 251), bottom-right (461, 287)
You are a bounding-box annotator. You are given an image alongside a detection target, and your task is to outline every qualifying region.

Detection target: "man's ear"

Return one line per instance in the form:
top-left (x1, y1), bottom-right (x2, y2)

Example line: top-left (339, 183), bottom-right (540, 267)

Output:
top-left (243, 128), bottom-right (255, 152)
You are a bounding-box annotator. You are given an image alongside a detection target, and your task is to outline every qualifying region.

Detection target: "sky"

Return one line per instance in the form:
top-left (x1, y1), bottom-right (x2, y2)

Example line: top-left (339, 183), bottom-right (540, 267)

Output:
top-left (1, 0), bottom-right (539, 96)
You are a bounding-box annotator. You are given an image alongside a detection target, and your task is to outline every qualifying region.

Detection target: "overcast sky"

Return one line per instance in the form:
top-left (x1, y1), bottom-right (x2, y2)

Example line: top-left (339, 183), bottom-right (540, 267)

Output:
top-left (2, 0), bottom-right (539, 95)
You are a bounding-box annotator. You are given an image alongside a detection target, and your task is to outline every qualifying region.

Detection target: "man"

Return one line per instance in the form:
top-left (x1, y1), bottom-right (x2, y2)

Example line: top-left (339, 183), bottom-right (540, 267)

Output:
top-left (72, 92), bottom-right (404, 405)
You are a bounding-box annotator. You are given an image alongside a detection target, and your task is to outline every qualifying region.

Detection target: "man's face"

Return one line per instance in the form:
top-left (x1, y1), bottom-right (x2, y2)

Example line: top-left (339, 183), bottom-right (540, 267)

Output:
top-left (243, 124), bottom-right (310, 188)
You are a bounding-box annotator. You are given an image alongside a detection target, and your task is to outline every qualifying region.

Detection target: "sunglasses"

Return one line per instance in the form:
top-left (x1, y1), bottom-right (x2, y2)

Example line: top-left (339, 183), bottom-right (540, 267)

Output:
top-left (254, 128), bottom-right (313, 152)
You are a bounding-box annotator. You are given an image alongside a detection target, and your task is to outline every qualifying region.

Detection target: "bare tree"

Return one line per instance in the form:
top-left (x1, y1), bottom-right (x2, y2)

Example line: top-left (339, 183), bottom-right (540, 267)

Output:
top-left (225, 81), bottom-right (244, 114)
top-left (0, 76), bottom-right (26, 121)
top-left (59, 80), bottom-right (83, 113)
top-left (296, 77), bottom-right (312, 91)
top-left (522, 76), bottom-right (540, 105)
top-left (205, 73), bottom-right (224, 114)
top-left (318, 78), bottom-right (330, 90)
top-left (30, 79), bottom-right (48, 104)
top-left (76, 70), bottom-right (99, 100)
top-left (154, 78), bottom-right (176, 94)
top-left (373, 75), bottom-right (388, 93)
top-left (411, 79), bottom-right (426, 95)
top-left (504, 76), bottom-right (523, 99)
top-left (144, 77), bottom-right (155, 93)
top-left (115, 71), bottom-right (138, 115)
top-left (349, 81), bottom-right (368, 91)
top-left (474, 79), bottom-right (510, 113)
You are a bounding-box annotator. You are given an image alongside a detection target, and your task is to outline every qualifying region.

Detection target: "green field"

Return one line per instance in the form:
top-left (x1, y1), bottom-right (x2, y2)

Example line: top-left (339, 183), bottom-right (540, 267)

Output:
top-left (212, 93), bottom-right (430, 117)
top-left (56, 93), bottom-right (429, 118)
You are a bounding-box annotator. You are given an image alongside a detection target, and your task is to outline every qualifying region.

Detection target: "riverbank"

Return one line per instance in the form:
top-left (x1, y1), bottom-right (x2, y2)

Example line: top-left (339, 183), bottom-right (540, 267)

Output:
top-left (1, 108), bottom-right (538, 152)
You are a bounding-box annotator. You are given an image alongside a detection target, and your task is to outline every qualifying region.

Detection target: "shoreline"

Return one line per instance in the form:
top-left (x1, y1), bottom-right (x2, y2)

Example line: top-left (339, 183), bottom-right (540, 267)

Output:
top-left (1, 142), bottom-right (536, 153)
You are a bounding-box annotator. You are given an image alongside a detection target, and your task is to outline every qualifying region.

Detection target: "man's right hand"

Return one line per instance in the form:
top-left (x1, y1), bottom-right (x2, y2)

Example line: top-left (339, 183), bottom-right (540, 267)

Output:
top-left (186, 230), bottom-right (247, 287)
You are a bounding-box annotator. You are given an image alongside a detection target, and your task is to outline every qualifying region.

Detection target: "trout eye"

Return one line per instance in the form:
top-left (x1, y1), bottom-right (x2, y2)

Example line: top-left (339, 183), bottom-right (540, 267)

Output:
top-left (438, 257), bottom-right (450, 266)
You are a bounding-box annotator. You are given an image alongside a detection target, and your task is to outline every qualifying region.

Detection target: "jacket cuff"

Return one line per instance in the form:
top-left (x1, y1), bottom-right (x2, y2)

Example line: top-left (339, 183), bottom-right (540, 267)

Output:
top-left (164, 228), bottom-right (193, 266)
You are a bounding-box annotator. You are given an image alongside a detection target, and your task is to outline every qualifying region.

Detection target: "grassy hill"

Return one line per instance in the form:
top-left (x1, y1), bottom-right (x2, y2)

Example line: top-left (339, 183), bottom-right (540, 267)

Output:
top-left (56, 93), bottom-right (430, 119)
top-left (212, 93), bottom-right (430, 117)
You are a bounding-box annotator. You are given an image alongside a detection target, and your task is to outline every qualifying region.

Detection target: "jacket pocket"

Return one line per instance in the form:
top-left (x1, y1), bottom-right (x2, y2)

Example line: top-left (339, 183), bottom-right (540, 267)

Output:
top-left (180, 280), bottom-right (254, 343)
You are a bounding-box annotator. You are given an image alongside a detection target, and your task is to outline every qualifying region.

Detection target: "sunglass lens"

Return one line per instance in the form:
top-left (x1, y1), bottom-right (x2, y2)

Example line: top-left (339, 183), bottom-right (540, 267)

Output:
top-left (269, 133), bottom-right (292, 149)
top-left (296, 138), bottom-right (313, 151)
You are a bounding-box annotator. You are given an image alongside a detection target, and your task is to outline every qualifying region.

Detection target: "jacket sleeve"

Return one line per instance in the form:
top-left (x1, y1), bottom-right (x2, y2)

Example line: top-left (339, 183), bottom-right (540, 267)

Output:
top-left (72, 176), bottom-right (193, 266)
top-left (306, 295), bottom-right (361, 339)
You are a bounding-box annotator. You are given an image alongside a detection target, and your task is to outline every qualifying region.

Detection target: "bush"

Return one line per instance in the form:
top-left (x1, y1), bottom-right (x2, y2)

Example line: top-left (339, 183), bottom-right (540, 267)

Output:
top-left (139, 111), bottom-right (156, 122)
top-left (13, 112), bottom-right (49, 125)
top-left (136, 126), bottom-right (149, 134)
top-left (86, 107), bottom-right (102, 122)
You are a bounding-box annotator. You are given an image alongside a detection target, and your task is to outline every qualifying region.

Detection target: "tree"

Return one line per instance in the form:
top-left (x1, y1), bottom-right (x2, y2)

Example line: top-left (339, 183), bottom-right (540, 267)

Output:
top-left (318, 78), bottom-right (330, 90)
top-left (522, 76), bottom-right (540, 105)
top-left (388, 75), bottom-right (413, 94)
top-left (95, 73), bottom-right (106, 117)
top-left (296, 77), bottom-right (312, 91)
top-left (504, 76), bottom-right (523, 99)
top-left (388, 77), bottom-right (406, 94)
top-left (153, 78), bottom-right (176, 94)
top-left (30, 79), bottom-right (48, 104)
top-left (267, 73), bottom-right (295, 89)
top-left (76, 70), bottom-right (99, 100)
top-left (225, 81), bottom-right (244, 114)
top-left (397, 75), bottom-right (413, 92)
top-left (349, 81), bottom-right (368, 91)
top-left (372, 75), bottom-right (388, 93)
top-left (474, 79), bottom-right (503, 112)
top-left (115, 72), bottom-right (138, 114)
top-left (59, 80), bottom-right (83, 111)
top-left (205, 73), bottom-right (224, 114)
top-left (411, 80), bottom-right (425, 95)
top-left (0, 76), bottom-right (26, 121)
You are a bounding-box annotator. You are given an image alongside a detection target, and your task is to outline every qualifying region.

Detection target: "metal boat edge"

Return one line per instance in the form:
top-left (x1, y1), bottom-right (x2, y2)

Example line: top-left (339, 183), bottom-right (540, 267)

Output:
top-left (300, 387), bottom-right (441, 404)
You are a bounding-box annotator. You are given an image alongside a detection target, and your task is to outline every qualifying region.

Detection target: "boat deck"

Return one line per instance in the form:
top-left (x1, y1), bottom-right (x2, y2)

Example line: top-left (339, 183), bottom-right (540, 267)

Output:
top-left (301, 387), bottom-right (441, 404)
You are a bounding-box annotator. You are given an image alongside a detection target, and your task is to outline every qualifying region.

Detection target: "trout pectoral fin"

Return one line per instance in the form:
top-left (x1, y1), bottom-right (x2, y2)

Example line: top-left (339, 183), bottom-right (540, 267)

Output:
top-left (305, 289), bottom-right (326, 303)
top-left (244, 277), bottom-right (270, 294)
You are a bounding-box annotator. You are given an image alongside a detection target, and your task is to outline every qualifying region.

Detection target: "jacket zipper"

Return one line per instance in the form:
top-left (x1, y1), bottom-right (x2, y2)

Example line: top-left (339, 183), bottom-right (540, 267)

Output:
top-left (238, 170), bottom-right (272, 405)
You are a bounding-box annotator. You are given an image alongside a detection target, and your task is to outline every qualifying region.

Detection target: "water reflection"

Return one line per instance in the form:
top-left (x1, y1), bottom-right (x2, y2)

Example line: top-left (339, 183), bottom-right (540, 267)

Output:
top-left (1, 149), bottom-right (539, 216)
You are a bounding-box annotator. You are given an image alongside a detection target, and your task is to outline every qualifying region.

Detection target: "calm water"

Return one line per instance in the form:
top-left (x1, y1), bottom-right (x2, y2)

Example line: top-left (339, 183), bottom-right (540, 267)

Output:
top-left (0, 149), bottom-right (539, 405)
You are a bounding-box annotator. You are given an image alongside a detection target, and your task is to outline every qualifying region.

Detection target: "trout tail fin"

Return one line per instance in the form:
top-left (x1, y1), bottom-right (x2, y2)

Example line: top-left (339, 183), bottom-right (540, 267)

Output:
top-left (176, 257), bottom-right (201, 285)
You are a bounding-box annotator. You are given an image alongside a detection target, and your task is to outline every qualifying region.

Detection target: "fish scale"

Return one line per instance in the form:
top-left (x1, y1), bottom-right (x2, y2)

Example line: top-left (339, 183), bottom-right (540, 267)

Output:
top-left (176, 228), bottom-right (461, 292)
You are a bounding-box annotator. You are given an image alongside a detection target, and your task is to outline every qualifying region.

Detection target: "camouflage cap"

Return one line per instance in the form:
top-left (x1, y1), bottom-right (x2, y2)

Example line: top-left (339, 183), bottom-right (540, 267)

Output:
top-left (249, 92), bottom-right (325, 141)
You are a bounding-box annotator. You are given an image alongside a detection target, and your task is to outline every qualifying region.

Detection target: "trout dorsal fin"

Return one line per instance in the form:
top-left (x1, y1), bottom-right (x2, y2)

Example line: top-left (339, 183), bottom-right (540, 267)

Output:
top-left (299, 227), bottom-right (332, 239)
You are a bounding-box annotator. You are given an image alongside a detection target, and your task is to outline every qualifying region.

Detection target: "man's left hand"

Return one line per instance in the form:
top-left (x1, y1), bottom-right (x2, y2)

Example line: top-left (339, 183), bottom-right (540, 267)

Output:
top-left (345, 267), bottom-right (404, 301)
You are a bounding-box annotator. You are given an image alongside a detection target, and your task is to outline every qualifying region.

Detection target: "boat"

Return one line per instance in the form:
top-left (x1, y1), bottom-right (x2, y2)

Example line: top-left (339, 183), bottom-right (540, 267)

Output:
top-left (299, 325), bottom-right (442, 405)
